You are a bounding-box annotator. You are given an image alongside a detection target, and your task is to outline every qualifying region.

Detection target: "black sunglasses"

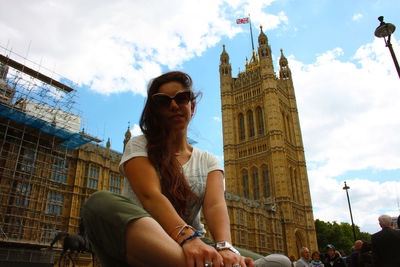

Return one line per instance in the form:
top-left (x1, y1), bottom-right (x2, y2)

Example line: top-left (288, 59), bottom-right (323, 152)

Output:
top-left (152, 91), bottom-right (193, 107)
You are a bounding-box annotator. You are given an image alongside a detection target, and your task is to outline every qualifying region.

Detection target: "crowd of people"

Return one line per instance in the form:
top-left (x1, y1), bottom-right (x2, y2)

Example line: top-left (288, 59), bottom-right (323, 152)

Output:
top-left (291, 214), bottom-right (400, 267)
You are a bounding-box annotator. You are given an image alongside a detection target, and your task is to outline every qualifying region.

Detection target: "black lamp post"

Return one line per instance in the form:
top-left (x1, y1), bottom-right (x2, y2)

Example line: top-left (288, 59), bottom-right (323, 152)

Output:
top-left (374, 16), bottom-right (400, 79)
top-left (343, 181), bottom-right (357, 241)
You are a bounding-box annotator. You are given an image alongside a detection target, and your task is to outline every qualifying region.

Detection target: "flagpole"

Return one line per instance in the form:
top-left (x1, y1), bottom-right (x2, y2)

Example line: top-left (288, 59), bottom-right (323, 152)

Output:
top-left (249, 14), bottom-right (255, 51)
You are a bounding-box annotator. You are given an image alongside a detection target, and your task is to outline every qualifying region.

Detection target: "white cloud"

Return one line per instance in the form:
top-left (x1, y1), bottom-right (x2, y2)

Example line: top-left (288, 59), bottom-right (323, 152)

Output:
top-left (289, 37), bottom-right (400, 233)
top-left (130, 124), bottom-right (142, 137)
top-left (231, 0), bottom-right (288, 29)
top-left (0, 0), bottom-right (287, 96)
top-left (352, 13), bottom-right (363, 21)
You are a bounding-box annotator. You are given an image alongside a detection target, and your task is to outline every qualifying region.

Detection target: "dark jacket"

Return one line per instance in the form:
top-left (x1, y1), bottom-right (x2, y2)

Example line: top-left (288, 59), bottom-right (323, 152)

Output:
top-left (324, 253), bottom-right (346, 267)
top-left (359, 241), bottom-right (374, 267)
top-left (350, 249), bottom-right (361, 267)
top-left (371, 227), bottom-right (400, 267)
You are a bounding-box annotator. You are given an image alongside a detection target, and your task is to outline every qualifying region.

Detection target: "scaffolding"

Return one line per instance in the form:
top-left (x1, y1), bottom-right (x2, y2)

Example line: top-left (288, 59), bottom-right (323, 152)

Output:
top-left (0, 46), bottom-right (95, 250)
top-left (0, 247), bottom-right (55, 265)
top-left (0, 46), bottom-right (79, 132)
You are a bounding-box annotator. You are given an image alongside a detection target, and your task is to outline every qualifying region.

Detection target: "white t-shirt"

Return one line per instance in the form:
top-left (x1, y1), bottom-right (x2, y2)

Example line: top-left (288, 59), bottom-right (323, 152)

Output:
top-left (119, 135), bottom-right (223, 235)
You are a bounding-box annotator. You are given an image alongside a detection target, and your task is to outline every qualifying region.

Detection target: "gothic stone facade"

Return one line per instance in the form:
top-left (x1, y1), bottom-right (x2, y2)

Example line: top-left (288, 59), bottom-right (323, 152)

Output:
top-left (0, 115), bottom-right (123, 246)
top-left (219, 27), bottom-right (317, 258)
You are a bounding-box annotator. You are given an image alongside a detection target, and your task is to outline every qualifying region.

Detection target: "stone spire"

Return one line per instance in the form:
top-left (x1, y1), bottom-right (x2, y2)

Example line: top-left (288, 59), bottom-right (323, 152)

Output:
top-left (257, 25), bottom-right (273, 71)
top-left (258, 25), bottom-right (268, 45)
top-left (279, 48), bottom-right (291, 80)
top-left (123, 123), bottom-right (131, 152)
top-left (106, 137), bottom-right (111, 157)
top-left (219, 44), bottom-right (232, 90)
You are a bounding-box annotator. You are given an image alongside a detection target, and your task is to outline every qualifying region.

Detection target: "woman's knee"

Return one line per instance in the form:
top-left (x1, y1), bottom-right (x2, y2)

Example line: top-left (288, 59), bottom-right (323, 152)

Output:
top-left (82, 190), bottom-right (122, 219)
top-left (84, 190), bottom-right (113, 208)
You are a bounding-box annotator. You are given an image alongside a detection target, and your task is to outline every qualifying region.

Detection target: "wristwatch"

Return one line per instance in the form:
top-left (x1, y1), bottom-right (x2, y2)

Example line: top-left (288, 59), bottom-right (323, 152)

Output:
top-left (215, 241), bottom-right (241, 255)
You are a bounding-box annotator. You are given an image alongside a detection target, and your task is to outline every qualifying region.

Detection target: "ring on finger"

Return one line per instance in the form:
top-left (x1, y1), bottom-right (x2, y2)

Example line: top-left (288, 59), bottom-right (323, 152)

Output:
top-left (204, 262), bottom-right (213, 267)
top-left (233, 264), bottom-right (240, 267)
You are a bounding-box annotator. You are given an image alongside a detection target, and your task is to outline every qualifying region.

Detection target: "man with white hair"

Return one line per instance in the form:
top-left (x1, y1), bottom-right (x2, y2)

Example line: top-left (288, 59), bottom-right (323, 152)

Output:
top-left (295, 247), bottom-right (310, 267)
top-left (371, 214), bottom-right (400, 267)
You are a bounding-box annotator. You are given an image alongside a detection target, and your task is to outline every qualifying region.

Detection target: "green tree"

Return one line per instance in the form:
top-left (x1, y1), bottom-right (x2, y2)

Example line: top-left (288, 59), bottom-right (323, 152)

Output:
top-left (315, 219), bottom-right (371, 255)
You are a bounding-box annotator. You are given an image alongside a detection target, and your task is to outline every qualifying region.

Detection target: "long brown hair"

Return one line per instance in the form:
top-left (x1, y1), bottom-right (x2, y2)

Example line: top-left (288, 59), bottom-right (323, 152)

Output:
top-left (139, 71), bottom-right (198, 216)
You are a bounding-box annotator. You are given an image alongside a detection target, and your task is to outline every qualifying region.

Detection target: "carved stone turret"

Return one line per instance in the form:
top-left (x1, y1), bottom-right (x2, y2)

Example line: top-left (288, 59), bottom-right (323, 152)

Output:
top-left (219, 44), bottom-right (232, 91)
top-left (123, 124), bottom-right (131, 152)
top-left (106, 138), bottom-right (111, 157)
top-left (257, 25), bottom-right (273, 72)
top-left (279, 48), bottom-right (292, 80)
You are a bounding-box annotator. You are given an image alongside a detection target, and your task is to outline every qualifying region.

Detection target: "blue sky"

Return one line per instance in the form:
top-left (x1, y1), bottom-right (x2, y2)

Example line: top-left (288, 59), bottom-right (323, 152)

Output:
top-left (1, 0), bottom-right (400, 233)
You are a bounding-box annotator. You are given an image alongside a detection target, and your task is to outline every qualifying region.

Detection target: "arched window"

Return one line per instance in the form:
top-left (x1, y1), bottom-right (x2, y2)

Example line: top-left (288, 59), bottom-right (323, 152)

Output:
top-left (295, 231), bottom-right (304, 259)
top-left (261, 49), bottom-right (267, 56)
top-left (256, 107), bottom-right (264, 135)
top-left (262, 165), bottom-right (270, 198)
top-left (238, 113), bottom-right (245, 140)
top-left (247, 110), bottom-right (255, 137)
top-left (242, 169), bottom-right (249, 199)
top-left (252, 167), bottom-right (260, 200)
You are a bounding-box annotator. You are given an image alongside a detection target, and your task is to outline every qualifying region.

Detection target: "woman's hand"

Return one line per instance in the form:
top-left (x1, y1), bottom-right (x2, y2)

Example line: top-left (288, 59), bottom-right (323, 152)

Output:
top-left (182, 237), bottom-right (223, 267)
top-left (218, 250), bottom-right (255, 267)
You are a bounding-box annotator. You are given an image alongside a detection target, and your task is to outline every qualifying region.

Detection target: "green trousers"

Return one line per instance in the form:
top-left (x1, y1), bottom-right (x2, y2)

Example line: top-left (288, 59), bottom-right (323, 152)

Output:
top-left (81, 190), bottom-right (263, 266)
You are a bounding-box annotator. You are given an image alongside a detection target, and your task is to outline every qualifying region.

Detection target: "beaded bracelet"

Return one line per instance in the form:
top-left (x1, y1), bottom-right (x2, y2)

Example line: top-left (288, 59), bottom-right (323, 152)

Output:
top-left (179, 230), bottom-right (201, 247)
top-left (172, 224), bottom-right (196, 241)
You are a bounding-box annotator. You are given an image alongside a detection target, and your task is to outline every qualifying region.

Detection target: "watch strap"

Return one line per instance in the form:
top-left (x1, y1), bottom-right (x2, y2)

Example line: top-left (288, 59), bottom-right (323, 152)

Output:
top-left (215, 241), bottom-right (241, 255)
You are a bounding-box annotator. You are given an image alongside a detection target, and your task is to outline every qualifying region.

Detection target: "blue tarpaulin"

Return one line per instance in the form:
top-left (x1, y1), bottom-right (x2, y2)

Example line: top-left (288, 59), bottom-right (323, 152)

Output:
top-left (0, 103), bottom-right (92, 149)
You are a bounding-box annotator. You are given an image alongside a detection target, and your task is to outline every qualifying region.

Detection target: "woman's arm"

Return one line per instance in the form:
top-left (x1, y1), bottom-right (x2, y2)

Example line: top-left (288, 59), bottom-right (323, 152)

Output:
top-left (203, 170), bottom-right (231, 242)
top-left (124, 156), bottom-right (185, 234)
top-left (203, 170), bottom-right (255, 267)
top-left (124, 157), bottom-right (223, 267)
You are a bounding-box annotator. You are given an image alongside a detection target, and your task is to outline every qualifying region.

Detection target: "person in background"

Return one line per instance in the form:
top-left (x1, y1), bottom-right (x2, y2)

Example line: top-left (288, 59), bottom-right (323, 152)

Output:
top-left (295, 247), bottom-right (310, 267)
top-left (338, 250), bottom-right (347, 265)
top-left (310, 251), bottom-right (324, 267)
top-left (323, 244), bottom-right (346, 267)
top-left (350, 240), bottom-right (363, 267)
top-left (358, 241), bottom-right (373, 267)
top-left (371, 214), bottom-right (400, 267)
top-left (289, 255), bottom-right (297, 266)
top-left (345, 247), bottom-right (353, 267)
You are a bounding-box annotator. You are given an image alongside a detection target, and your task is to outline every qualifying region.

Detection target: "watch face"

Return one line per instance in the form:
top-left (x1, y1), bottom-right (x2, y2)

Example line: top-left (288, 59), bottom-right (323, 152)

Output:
top-left (216, 241), bottom-right (228, 248)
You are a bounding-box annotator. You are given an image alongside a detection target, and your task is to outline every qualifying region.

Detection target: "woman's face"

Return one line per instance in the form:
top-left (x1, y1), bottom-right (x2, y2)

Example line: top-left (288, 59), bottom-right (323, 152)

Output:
top-left (312, 253), bottom-right (320, 261)
top-left (156, 81), bottom-right (195, 131)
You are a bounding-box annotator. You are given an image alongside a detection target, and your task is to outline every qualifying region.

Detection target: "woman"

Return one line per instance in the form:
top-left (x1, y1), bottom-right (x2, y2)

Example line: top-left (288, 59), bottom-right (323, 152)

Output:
top-left (310, 251), bottom-right (324, 267)
top-left (81, 71), bottom-right (260, 266)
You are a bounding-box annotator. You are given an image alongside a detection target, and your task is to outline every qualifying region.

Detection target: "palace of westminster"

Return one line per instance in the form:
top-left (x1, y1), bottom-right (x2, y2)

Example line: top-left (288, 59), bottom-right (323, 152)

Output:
top-left (0, 27), bottom-right (317, 265)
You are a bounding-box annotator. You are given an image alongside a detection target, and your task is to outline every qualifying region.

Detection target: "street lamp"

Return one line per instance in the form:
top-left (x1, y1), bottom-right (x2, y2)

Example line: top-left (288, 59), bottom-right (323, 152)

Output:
top-left (374, 16), bottom-right (400, 79)
top-left (343, 181), bottom-right (357, 241)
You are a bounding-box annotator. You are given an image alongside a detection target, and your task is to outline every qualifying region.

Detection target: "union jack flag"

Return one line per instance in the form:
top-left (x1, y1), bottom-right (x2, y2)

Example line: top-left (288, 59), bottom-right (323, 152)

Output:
top-left (236, 17), bottom-right (249, 24)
